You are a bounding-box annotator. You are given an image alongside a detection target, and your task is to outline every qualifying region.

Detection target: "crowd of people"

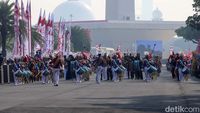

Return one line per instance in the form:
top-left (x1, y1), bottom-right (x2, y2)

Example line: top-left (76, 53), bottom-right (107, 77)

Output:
top-left (8, 50), bottom-right (164, 86)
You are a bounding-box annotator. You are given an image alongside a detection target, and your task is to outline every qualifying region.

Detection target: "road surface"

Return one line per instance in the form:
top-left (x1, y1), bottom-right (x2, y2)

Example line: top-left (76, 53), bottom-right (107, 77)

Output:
top-left (0, 68), bottom-right (199, 113)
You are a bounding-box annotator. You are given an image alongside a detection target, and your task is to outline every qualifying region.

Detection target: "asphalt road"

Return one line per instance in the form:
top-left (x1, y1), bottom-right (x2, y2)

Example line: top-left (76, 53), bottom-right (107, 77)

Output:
top-left (0, 68), bottom-right (199, 113)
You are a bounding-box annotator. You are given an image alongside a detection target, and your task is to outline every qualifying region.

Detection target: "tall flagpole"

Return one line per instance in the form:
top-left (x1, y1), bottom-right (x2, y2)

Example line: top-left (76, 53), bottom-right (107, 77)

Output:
top-left (63, 19), bottom-right (66, 55)
top-left (67, 14), bottom-right (72, 55)
top-left (29, 0), bottom-right (32, 56)
top-left (13, 0), bottom-right (20, 57)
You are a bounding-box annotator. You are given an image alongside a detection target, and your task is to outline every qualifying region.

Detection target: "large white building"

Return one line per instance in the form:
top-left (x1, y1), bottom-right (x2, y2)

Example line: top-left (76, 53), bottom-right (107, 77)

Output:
top-left (106, 0), bottom-right (135, 21)
top-left (53, 0), bottom-right (187, 58)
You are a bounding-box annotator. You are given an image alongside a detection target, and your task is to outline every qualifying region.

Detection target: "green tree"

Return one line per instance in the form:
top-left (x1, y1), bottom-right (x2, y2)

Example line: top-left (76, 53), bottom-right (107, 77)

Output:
top-left (71, 26), bottom-right (91, 52)
top-left (176, 0), bottom-right (200, 43)
top-left (0, 0), bottom-right (14, 57)
top-left (53, 25), bottom-right (91, 52)
top-left (31, 27), bottom-right (44, 55)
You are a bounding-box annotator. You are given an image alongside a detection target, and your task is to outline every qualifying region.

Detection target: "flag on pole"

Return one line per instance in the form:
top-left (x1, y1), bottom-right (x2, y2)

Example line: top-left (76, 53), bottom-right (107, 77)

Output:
top-left (41, 10), bottom-right (46, 37)
top-left (56, 18), bottom-right (65, 53)
top-left (13, 0), bottom-right (21, 57)
top-left (62, 19), bottom-right (66, 54)
top-left (50, 14), bottom-right (54, 54)
top-left (66, 21), bottom-right (72, 55)
top-left (20, 0), bottom-right (24, 56)
top-left (35, 9), bottom-right (42, 54)
top-left (37, 9), bottom-right (42, 33)
top-left (20, 0), bottom-right (29, 56)
top-left (44, 13), bottom-right (52, 55)
top-left (40, 10), bottom-right (46, 55)
top-left (28, 1), bottom-right (32, 55)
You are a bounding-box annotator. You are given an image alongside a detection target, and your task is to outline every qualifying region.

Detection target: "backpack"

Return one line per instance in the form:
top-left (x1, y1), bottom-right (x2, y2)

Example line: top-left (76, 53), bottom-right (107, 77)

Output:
top-left (133, 60), bottom-right (140, 71)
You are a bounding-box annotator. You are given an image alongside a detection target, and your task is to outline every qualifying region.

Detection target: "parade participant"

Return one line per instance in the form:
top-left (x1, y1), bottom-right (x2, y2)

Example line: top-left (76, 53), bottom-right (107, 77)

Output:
top-left (168, 53), bottom-right (176, 79)
top-left (176, 55), bottom-right (189, 81)
top-left (143, 55), bottom-right (151, 82)
top-left (49, 52), bottom-right (64, 86)
top-left (154, 56), bottom-right (162, 77)
top-left (130, 55), bottom-right (135, 80)
top-left (74, 56), bottom-right (83, 83)
top-left (66, 55), bottom-right (76, 80)
top-left (112, 54), bottom-right (126, 82)
top-left (81, 55), bottom-right (91, 81)
top-left (102, 53), bottom-right (108, 81)
top-left (107, 55), bottom-right (113, 81)
top-left (94, 54), bottom-right (103, 84)
top-left (111, 55), bottom-right (119, 82)
top-left (122, 53), bottom-right (131, 79)
top-left (12, 58), bottom-right (22, 86)
top-left (133, 53), bottom-right (143, 80)
top-left (174, 53), bottom-right (180, 81)
top-left (41, 62), bottom-right (50, 84)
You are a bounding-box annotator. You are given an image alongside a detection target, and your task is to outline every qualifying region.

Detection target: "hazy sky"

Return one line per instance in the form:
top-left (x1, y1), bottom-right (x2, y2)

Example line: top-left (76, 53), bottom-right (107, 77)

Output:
top-left (9, 0), bottom-right (194, 24)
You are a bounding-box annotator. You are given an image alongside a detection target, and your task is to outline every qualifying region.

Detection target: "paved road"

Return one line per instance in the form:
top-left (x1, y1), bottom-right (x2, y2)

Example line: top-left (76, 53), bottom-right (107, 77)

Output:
top-left (0, 68), bottom-right (199, 113)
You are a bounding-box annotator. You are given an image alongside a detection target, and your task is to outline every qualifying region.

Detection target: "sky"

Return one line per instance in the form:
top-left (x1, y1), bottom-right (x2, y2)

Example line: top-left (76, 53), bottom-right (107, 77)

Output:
top-left (8, 0), bottom-right (194, 24)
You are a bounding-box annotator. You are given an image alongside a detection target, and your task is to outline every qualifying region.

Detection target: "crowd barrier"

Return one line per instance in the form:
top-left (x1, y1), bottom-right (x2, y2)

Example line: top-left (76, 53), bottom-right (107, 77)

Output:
top-left (0, 65), bottom-right (14, 84)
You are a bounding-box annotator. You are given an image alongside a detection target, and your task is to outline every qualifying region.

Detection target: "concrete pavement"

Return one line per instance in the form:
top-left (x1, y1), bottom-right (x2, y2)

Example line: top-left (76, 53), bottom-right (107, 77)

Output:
top-left (0, 68), bottom-right (199, 113)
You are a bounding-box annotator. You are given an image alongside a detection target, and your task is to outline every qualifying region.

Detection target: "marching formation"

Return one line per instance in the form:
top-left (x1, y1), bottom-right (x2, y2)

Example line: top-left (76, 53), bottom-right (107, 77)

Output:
top-left (9, 50), bottom-right (164, 86)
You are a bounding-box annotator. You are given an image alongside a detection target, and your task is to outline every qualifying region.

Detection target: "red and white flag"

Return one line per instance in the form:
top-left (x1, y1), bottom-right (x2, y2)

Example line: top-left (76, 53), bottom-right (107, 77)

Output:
top-left (34, 9), bottom-right (42, 54)
top-left (56, 18), bottom-right (65, 53)
top-left (40, 10), bottom-right (46, 55)
top-left (13, 0), bottom-right (21, 57)
top-left (50, 14), bottom-right (54, 54)
top-left (20, 0), bottom-right (29, 56)
top-left (44, 13), bottom-right (52, 55)
top-left (37, 9), bottom-right (42, 33)
top-left (41, 10), bottom-right (46, 37)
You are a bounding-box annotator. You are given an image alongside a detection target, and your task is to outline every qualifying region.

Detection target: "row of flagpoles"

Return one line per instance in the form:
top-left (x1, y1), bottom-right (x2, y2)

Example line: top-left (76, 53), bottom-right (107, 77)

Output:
top-left (37, 10), bottom-right (72, 56)
top-left (13, 0), bottom-right (31, 57)
top-left (36, 9), bottom-right (54, 56)
top-left (13, 0), bottom-right (72, 57)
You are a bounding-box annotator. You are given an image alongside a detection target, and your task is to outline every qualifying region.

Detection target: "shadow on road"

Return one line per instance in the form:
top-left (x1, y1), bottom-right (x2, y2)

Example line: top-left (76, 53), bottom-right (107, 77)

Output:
top-left (78, 95), bottom-right (200, 113)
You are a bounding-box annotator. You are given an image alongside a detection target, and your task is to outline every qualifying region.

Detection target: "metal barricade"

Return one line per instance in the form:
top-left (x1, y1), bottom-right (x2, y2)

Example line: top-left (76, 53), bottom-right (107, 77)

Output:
top-left (0, 65), bottom-right (14, 84)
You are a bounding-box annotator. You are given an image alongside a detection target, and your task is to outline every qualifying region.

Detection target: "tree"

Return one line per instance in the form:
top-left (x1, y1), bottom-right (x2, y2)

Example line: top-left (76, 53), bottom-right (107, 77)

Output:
top-left (53, 25), bottom-right (91, 52)
top-left (175, 26), bottom-right (200, 44)
top-left (0, 0), bottom-right (14, 57)
top-left (71, 26), bottom-right (91, 52)
top-left (0, 19), bottom-right (43, 55)
top-left (31, 27), bottom-right (44, 55)
top-left (176, 0), bottom-right (200, 43)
